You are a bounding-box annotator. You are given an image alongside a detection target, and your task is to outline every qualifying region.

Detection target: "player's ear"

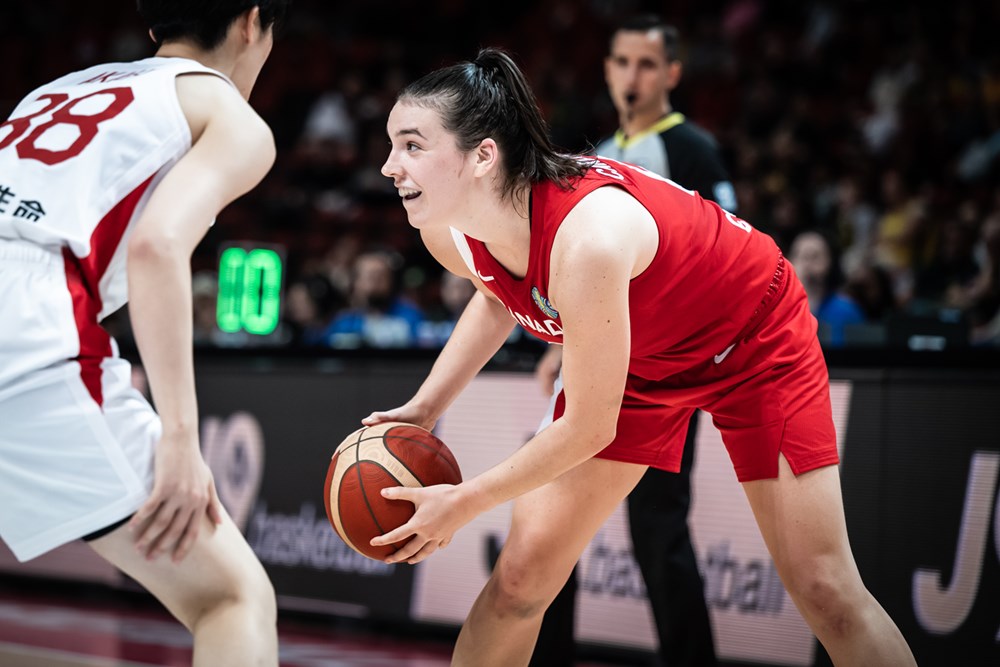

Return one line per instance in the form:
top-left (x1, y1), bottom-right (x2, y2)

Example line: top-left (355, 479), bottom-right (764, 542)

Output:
top-left (236, 5), bottom-right (263, 44)
top-left (666, 59), bottom-right (683, 90)
top-left (473, 138), bottom-right (499, 178)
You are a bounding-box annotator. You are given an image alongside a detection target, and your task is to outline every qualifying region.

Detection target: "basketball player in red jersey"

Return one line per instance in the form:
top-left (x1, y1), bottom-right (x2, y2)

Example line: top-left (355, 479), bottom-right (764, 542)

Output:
top-left (0, 2), bottom-right (287, 664)
top-left (367, 48), bottom-right (915, 666)
top-left (534, 17), bottom-right (732, 667)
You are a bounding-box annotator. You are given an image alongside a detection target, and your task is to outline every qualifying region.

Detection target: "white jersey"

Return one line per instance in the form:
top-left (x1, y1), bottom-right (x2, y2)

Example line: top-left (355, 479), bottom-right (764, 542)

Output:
top-left (0, 58), bottom-right (235, 561)
top-left (0, 57), bottom-right (230, 319)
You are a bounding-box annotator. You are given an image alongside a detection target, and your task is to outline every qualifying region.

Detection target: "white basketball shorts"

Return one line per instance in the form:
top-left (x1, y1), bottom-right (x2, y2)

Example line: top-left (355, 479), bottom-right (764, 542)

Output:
top-left (0, 239), bottom-right (159, 562)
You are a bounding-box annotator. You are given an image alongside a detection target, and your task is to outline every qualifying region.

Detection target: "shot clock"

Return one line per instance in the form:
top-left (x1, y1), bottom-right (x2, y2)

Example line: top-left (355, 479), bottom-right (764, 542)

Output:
top-left (215, 242), bottom-right (285, 338)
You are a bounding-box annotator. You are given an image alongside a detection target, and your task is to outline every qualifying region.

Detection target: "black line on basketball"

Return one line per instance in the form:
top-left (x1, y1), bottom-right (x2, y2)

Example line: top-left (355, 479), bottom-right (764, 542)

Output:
top-left (381, 429), bottom-right (461, 480)
top-left (355, 459), bottom-right (414, 536)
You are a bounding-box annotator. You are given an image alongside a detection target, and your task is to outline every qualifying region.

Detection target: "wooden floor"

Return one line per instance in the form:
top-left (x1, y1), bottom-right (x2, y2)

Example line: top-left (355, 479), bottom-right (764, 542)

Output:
top-left (0, 576), bottom-right (641, 666)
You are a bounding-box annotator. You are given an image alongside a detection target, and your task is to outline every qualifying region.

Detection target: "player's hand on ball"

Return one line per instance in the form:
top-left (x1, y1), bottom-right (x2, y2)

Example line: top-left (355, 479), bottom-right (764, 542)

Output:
top-left (129, 431), bottom-right (223, 562)
top-left (371, 483), bottom-right (472, 564)
top-left (362, 402), bottom-right (436, 432)
top-left (325, 422), bottom-right (462, 560)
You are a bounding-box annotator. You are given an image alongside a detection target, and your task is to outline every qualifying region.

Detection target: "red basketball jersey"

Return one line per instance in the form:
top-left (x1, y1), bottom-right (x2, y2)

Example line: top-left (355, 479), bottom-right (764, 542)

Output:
top-left (451, 157), bottom-right (783, 380)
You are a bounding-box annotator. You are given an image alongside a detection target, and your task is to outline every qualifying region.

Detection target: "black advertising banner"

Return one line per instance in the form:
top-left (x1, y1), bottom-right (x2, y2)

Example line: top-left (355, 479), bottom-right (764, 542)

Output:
top-left (837, 368), bottom-right (1000, 667)
top-left (5, 354), bottom-right (996, 665)
top-left (194, 358), bottom-right (434, 620)
top-left (193, 360), bottom-right (1000, 663)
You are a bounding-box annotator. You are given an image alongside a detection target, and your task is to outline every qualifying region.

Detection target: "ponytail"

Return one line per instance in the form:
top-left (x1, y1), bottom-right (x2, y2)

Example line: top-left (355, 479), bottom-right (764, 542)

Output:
top-left (398, 48), bottom-right (588, 201)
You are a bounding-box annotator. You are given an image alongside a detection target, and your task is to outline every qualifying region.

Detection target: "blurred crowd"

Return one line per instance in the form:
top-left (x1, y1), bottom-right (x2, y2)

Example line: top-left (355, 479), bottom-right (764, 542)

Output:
top-left (5, 0), bottom-right (1000, 350)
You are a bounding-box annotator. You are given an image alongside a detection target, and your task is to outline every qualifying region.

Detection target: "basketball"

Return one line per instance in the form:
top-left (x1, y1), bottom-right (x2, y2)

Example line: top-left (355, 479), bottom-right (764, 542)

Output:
top-left (323, 421), bottom-right (462, 560)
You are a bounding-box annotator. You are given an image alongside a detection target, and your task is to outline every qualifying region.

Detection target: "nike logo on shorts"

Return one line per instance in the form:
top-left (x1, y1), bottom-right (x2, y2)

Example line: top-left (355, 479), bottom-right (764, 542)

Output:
top-left (477, 270), bottom-right (495, 282)
top-left (714, 343), bottom-right (736, 364)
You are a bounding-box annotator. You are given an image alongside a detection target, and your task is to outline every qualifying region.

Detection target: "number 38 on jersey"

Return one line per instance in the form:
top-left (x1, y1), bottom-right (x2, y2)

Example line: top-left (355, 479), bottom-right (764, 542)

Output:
top-left (0, 88), bottom-right (134, 165)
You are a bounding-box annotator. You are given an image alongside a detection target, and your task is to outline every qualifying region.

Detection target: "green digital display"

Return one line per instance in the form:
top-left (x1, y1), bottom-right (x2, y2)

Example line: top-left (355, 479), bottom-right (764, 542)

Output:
top-left (216, 246), bottom-right (283, 335)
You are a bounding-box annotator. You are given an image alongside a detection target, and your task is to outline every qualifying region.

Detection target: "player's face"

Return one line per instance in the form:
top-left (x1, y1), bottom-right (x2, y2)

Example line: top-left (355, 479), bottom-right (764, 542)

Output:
top-left (604, 30), bottom-right (680, 116)
top-left (382, 102), bottom-right (471, 229)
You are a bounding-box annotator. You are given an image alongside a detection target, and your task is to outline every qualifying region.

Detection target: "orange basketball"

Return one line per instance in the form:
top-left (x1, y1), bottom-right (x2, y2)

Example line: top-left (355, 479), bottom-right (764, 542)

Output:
top-left (323, 421), bottom-right (462, 561)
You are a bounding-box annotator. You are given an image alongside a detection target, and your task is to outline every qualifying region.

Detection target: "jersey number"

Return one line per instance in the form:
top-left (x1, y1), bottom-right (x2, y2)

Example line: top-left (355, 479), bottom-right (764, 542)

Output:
top-left (0, 88), bottom-right (134, 165)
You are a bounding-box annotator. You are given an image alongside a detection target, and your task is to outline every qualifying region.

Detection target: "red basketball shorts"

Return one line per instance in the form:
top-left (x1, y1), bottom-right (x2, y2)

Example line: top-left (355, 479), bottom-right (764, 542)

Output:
top-left (545, 262), bottom-right (838, 482)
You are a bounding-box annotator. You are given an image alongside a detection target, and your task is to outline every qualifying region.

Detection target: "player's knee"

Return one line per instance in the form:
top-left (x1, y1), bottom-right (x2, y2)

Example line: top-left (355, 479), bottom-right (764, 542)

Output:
top-left (189, 561), bottom-right (277, 633)
top-left (487, 555), bottom-right (560, 620)
top-left (239, 563), bottom-right (277, 630)
top-left (487, 575), bottom-right (549, 620)
top-left (248, 565), bottom-right (278, 625)
top-left (782, 559), bottom-right (861, 638)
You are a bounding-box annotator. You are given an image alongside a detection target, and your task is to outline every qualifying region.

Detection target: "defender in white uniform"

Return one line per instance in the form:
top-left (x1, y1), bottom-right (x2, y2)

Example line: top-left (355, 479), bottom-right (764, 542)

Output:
top-left (0, 2), bottom-right (287, 665)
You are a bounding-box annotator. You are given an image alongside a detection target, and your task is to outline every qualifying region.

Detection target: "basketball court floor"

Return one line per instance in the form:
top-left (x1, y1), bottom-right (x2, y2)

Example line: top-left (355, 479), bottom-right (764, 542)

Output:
top-left (0, 575), bottom-right (639, 667)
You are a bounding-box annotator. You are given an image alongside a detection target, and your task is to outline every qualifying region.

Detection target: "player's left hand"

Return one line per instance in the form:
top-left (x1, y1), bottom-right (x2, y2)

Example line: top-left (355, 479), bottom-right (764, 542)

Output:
top-left (361, 401), bottom-right (437, 432)
top-left (129, 431), bottom-right (223, 562)
top-left (370, 483), bottom-right (474, 564)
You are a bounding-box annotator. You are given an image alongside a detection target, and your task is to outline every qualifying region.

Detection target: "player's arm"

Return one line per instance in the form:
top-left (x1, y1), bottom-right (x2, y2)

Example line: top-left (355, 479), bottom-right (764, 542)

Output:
top-left (374, 187), bottom-right (656, 563)
top-left (455, 187), bottom-right (651, 506)
top-left (363, 225), bottom-right (515, 429)
top-left (126, 73), bottom-right (275, 561)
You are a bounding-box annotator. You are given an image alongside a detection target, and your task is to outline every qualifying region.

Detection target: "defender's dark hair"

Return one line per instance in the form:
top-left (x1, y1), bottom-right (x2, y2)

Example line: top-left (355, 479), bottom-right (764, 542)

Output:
top-left (398, 48), bottom-right (588, 202)
top-left (137, 0), bottom-right (289, 50)
top-left (612, 14), bottom-right (680, 61)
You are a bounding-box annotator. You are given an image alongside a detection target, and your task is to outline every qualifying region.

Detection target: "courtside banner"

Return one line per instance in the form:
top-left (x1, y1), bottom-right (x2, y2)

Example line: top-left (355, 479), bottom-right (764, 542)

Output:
top-left (195, 362), bottom-right (999, 664)
top-left (193, 359), bottom-right (432, 620)
top-left (4, 357), bottom-right (997, 664)
top-left (837, 368), bottom-right (1000, 666)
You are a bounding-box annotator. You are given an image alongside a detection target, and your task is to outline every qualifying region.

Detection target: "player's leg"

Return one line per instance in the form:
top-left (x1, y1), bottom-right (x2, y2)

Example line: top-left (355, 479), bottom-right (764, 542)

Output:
top-left (0, 246), bottom-right (274, 666)
top-left (742, 456), bottom-right (915, 666)
top-left (88, 510), bottom-right (277, 667)
top-left (453, 456), bottom-right (647, 667)
top-left (88, 356), bottom-right (277, 667)
top-left (627, 410), bottom-right (717, 667)
top-left (711, 279), bottom-right (913, 665)
top-left (528, 565), bottom-right (577, 667)
top-left (2, 352), bottom-right (277, 667)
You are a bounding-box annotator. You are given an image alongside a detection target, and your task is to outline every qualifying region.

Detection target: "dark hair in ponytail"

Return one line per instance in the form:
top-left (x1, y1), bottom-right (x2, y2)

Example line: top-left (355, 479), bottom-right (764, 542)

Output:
top-left (398, 48), bottom-right (588, 202)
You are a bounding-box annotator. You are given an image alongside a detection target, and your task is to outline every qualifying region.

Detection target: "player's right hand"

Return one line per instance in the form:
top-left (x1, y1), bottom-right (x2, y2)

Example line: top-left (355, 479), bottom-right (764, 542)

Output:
top-left (128, 430), bottom-right (223, 562)
top-left (372, 483), bottom-right (472, 565)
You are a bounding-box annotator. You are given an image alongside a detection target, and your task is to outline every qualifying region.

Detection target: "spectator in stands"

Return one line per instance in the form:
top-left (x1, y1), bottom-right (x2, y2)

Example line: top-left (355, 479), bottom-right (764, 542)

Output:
top-left (912, 203), bottom-right (981, 314)
top-left (961, 211), bottom-right (1000, 345)
top-left (284, 271), bottom-right (343, 346)
top-left (320, 232), bottom-right (363, 298)
top-left (14, 2), bottom-right (1000, 353)
top-left (873, 170), bottom-right (932, 303)
top-left (833, 174), bottom-right (879, 277)
top-left (789, 229), bottom-right (866, 347)
top-left (319, 249), bottom-right (424, 348)
top-left (416, 270), bottom-right (476, 348)
top-left (192, 270), bottom-right (221, 346)
top-left (846, 260), bottom-right (897, 324)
